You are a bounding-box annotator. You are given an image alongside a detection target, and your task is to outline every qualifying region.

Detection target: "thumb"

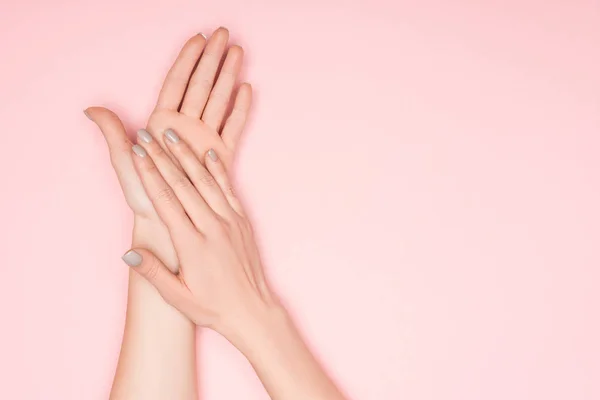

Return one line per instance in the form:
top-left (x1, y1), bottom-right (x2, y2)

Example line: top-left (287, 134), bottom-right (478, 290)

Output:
top-left (121, 248), bottom-right (189, 306)
top-left (84, 106), bottom-right (132, 165)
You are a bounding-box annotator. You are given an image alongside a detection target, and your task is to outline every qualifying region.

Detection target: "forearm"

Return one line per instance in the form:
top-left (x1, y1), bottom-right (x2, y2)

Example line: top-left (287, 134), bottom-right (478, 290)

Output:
top-left (221, 301), bottom-right (346, 400)
top-left (110, 219), bottom-right (197, 400)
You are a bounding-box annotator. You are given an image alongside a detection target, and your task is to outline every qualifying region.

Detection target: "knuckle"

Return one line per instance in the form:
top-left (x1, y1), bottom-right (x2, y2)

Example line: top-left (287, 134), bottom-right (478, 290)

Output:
top-left (201, 49), bottom-right (220, 60)
top-left (217, 68), bottom-right (236, 80)
top-left (171, 175), bottom-right (193, 190)
top-left (233, 214), bottom-right (248, 231)
top-left (208, 89), bottom-right (229, 103)
top-left (144, 257), bottom-right (161, 281)
top-left (189, 77), bottom-right (213, 92)
top-left (152, 187), bottom-right (177, 204)
top-left (147, 141), bottom-right (165, 156)
top-left (197, 170), bottom-right (217, 187)
top-left (224, 213), bottom-right (243, 232)
top-left (166, 72), bottom-right (190, 87)
top-left (139, 157), bottom-right (158, 172)
top-left (223, 184), bottom-right (236, 197)
top-left (238, 215), bottom-right (251, 232)
top-left (210, 223), bottom-right (229, 240)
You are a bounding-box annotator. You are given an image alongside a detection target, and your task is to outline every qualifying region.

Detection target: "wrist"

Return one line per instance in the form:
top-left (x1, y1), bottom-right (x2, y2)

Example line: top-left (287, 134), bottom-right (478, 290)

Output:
top-left (126, 216), bottom-right (191, 324)
top-left (132, 216), bottom-right (179, 272)
top-left (216, 296), bottom-right (293, 356)
top-left (215, 299), bottom-right (346, 400)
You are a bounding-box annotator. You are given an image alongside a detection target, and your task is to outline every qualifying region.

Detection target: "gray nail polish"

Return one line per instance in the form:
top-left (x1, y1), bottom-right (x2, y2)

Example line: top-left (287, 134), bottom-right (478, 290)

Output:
top-left (83, 110), bottom-right (91, 120)
top-left (132, 144), bottom-right (147, 157)
top-left (122, 250), bottom-right (143, 267)
top-left (137, 129), bottom-right (153, 143)
top-left (165, 129), bottom-right (180, 143)
top-left (208, 148), bottom-right (218, 162)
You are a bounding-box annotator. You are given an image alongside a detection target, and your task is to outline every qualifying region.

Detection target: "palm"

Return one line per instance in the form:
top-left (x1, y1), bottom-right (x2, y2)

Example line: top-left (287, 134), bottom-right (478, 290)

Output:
top-left (124, 110), bottom-right (234, 218)
top-left (87, 28), bottom-right (251, 243)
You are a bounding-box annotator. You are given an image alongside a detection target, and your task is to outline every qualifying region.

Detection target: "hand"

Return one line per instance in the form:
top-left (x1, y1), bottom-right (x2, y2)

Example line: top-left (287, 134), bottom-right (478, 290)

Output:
top-left (121, 133), bottom-right (347, 400)
top-left (120, 130), bottom-right (276, 331)
top-left (85, 28), bottom-right (252, 270)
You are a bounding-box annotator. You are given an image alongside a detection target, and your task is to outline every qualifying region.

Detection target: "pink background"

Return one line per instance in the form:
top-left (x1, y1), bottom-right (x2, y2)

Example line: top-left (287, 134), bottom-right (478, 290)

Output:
top-left (1, 0), bottom-right (599, 399)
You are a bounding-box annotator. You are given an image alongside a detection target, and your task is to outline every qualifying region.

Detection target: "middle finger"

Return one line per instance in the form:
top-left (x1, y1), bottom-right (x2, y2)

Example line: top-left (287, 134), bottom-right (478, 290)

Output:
top-left (179, 27), bottom-right (229, 118)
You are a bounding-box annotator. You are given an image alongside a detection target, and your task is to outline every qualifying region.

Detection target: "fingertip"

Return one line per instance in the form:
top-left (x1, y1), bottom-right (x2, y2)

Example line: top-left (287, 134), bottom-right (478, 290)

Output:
top-left (84, 107), bottom-right (106, 123)
top-left (209, 27), bottom-right (230, 44)
top-left (228, 44), bottom-right (244, 58)
top-left (122, 249), bottom-right (143, 267)
top-left (191, 32), bottom-right (208, 46)
top-left (216, 26), bottom-right (230, 36)
top-left (84, 106), bottom-right (121, 123)
top-left (207, 148), bottom-right (219, 163)
top-left (132, 144), bottom-right (148, 158)
top-left (164, 128), bottom-right (180, 144)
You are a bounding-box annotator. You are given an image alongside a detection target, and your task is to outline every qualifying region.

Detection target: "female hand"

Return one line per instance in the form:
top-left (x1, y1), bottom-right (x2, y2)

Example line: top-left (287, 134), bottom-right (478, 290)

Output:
top-left (122, 132), bottom-right (348, 400)
top-left (122, 129), bottom-right (277, 331)
top-left (85, 27), bottom-right (252, 271)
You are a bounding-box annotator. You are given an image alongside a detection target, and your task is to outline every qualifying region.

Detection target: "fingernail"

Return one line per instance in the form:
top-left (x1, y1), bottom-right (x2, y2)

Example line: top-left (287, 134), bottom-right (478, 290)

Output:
top-left (165, 129), bottom-right (180, 143)
top-left (137, 129), bottom-right (153, 143)
top-left (199, 32), bottom-right (207, 39)
top-left (122, 250), bottom-right (142, 267)
top-left (132, 144), bottom-right (147, 157)
top-left (83, 110), bottom-right (91, 120)
top-left (208, 148), bottom-right (218, 162)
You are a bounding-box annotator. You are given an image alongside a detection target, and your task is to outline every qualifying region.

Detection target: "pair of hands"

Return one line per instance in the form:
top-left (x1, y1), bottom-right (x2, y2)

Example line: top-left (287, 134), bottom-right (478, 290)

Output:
top-left (89, 28), bottom-right (348, 400)
top-left (86, 28), bottom-right (276, 334)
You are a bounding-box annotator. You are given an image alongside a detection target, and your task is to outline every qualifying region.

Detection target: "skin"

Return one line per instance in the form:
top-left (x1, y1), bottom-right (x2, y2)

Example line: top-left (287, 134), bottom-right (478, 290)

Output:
top-left (124, 133), bottom-right (348, 400)
top-left (88, 26), bottom-right (346, 400)
top-left (86, 27), bottom-right (252, 400)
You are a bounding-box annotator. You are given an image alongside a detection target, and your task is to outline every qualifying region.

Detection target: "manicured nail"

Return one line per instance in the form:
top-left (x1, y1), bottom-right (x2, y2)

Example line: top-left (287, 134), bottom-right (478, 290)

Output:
top-left (165, 129), bottom-right (180, 143)
top-left (83, 110), bottom-right (91, 120)
top-left (199, 32), bottom-right (207, 39)
top-left (137, 129), bottom-right (153, 143)
top-left (132, 144), bottom-right (147, 157)
top-left (208, 148), bottom-right (218, 162)
top-left (122, 250), bottom-right (142, 267)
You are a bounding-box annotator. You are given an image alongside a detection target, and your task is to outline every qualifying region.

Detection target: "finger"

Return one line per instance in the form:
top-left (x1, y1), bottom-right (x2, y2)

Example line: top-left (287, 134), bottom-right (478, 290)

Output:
top-left (204, 148), bottom-right (262, 295)
top-left (84, 107), bottom-right (132, 166)
top-left (204, 148), bottom-right (246, 217)
top-left (122, 248), bottom-right (190, 308)
top-left (164, 129), bottom-right (234, 219)
top-left (130, 144), bottom-right (196, 234)
top-left (179, 27), bottom-right (230, 118)
top-left (221, 83), bottom-right (252, 151)
top-left (84, 107), bottom-right (153, 213)
top-left (201, 45), bottom-right (244, 130)
top-left (155, 33), bottom-right (208, 111)
top-left (136, 129), bottom-right (218, 232)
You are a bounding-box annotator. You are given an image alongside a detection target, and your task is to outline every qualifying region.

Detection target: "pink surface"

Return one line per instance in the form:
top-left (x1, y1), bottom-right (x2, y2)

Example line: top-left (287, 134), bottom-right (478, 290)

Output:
top-left (1, 0), bottom-right (599, 399)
